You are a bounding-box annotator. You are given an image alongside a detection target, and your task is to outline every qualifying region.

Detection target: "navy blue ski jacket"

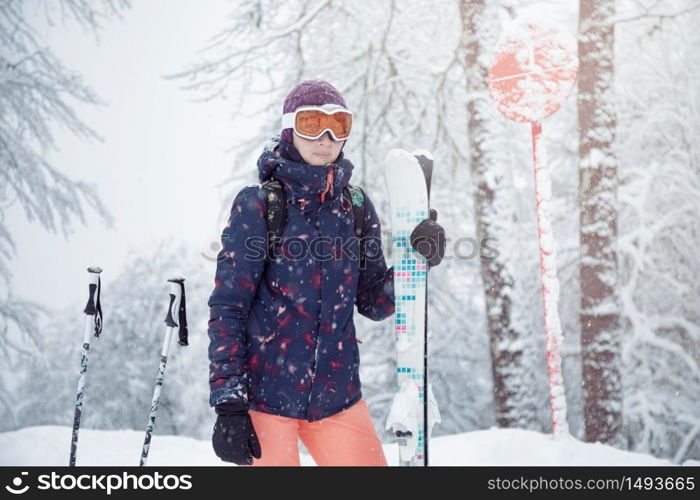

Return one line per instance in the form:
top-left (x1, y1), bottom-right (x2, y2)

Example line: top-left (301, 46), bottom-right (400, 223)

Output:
top-left (207, 137), bottom-right (395, 421)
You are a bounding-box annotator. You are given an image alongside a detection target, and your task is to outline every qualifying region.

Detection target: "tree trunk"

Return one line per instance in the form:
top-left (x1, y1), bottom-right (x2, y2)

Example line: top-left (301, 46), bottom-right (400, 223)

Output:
top-left (578, 0), bottom-right (623, 446)
top-left (461, 0), bottom-right (538, 429)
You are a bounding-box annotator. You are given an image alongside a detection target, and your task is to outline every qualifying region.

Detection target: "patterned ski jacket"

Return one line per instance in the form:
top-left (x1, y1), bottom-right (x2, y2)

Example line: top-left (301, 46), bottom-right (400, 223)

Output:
top-left (207, 137), bottom-right (395, 421)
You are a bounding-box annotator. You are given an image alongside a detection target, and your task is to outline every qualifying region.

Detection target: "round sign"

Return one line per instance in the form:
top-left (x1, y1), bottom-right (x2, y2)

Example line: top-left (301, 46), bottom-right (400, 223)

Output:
top-left (487, 19), bottom-right (578, 123)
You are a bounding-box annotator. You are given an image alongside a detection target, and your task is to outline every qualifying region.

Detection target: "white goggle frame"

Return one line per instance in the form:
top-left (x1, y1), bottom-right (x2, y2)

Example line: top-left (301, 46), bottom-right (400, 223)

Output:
top-left (281, 104), bottom-right (353, 141)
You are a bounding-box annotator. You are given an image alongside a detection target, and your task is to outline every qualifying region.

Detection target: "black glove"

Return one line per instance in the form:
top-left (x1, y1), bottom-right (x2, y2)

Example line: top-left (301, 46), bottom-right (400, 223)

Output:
top-left (410, 208), bottom-right (446, 269)
top-left (212, 401), bottom-right (262, 465)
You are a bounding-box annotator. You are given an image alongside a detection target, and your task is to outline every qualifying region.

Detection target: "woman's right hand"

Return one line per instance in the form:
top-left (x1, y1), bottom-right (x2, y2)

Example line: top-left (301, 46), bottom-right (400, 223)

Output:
top-left (212, 401), bottom-right (262, 465)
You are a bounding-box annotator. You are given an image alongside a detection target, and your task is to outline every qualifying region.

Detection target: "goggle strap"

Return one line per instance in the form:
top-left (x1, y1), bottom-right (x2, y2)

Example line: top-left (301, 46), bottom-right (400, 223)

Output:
top-left (281, 112), bottom-right (295, 129)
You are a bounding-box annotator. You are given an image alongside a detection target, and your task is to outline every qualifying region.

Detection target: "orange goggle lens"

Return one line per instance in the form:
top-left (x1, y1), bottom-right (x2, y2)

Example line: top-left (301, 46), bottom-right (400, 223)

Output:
top-left (294, 110), bottom-right (352, 140)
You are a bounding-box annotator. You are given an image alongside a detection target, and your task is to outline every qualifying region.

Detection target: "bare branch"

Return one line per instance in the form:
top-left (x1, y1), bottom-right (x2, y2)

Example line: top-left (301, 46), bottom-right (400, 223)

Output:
top-left (612, 1), bottom-right (700, 25)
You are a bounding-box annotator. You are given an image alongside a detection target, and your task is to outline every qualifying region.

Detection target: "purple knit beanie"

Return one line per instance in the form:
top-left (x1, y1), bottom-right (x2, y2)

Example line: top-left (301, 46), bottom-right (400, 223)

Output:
top-left (281, 80), bottom-right (349, 144)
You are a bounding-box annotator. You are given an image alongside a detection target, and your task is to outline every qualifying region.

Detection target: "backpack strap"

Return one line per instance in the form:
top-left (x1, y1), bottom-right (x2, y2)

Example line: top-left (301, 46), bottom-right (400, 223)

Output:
top-left (262, 179), bottom-right (369, 267)
top-left (345, 184), bottom-right (367, 236)
top-left (345, 183), bottom-right (368, 270)
top-left (261, 178), bottom-right (286, 260)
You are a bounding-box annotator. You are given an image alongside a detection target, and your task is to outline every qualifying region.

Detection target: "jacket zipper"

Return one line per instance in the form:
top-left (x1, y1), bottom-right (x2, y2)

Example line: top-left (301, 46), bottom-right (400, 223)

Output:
top-left (308, 165), bottom-right (335, 416)
top-left (307, 320), bottom-right (322, 414)
top-left (319, 165), bottom-right (335, 203)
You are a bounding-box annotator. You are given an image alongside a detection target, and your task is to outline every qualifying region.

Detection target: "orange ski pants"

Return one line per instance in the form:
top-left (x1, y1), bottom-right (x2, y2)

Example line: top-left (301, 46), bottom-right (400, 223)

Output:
top-left (247, 398), bottom-right (388, 466)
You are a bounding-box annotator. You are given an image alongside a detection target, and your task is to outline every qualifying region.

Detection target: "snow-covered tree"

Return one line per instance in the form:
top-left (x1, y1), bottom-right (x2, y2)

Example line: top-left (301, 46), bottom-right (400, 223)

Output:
top-left (615, 0), bottom-right (700, 462)
top-left (0, 0), bottom-right (128, 425)
top-left (461, 0), bottom-right (546, 430)
top-left (577, 0), bottom-right (624, 446)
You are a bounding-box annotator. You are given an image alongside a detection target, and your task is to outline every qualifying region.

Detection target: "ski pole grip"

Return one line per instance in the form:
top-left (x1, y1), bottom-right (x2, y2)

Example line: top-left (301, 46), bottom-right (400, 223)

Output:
top-left (164, 278), bottom-right (183, 328)
top-left (165, 277), bottom-right (189, 347)
top-left (84, 266), bottom-right (103, 338)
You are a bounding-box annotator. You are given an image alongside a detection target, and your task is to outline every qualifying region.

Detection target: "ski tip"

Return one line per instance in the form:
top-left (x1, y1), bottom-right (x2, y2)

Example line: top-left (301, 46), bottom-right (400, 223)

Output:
top-left (168, 276), bottom-right (186, 283)
top-left (384, 149), bottom-right (420, 166)
top-left (411, 149), bottom-right (433, 160)
top-left (87, 266), bottom-right (103, 274)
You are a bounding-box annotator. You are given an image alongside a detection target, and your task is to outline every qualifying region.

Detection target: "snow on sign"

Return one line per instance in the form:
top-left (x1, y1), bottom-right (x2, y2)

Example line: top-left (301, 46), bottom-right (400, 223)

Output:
top-left (487, 19), bottom-right (579, 440)
top-left (487, 19), bottom-right (578, 123)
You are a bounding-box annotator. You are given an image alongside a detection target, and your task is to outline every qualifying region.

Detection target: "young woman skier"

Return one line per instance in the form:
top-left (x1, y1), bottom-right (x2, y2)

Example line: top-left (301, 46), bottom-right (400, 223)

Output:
top-left (207, 80), bottom-right (445, 466)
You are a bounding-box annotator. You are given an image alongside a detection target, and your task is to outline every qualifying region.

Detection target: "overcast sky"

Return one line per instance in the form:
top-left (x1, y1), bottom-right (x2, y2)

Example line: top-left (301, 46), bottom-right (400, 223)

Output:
top-left (9, 0), bottom-right (267, 311)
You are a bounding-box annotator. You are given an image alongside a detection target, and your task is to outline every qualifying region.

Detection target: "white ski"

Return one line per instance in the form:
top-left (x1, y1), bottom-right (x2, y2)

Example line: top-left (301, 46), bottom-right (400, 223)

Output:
top-left (384, 149), bottom-right (441, 466)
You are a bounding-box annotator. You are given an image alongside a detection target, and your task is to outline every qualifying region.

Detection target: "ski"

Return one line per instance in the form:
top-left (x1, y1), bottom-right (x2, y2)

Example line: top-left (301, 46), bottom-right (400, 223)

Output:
top-left (384, 149), bottom-right (441, 466)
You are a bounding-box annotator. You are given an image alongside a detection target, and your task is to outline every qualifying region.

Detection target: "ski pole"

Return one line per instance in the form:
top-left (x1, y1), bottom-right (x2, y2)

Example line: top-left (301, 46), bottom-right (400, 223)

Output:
top-left (69, 266), bottom-right (103, 467)
top-left (139, 277), bottom-right (188, 466)
top-left (414, 152), bottom-right (433, 466)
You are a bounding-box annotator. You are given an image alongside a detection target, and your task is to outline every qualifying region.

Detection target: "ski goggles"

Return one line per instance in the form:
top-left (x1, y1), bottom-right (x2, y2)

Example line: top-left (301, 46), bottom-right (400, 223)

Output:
top-left (282, 104), bottom-right (353, 141)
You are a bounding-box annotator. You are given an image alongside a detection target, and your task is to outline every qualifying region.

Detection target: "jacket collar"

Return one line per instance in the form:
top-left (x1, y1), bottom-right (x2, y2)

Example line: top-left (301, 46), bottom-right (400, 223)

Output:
top-left (257, 136), bottom-right (353, 205)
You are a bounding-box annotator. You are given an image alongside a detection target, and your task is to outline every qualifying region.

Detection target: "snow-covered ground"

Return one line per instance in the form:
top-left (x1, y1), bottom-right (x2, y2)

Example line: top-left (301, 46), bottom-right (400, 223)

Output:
top-left (1, 426), bottom-right (696, 466)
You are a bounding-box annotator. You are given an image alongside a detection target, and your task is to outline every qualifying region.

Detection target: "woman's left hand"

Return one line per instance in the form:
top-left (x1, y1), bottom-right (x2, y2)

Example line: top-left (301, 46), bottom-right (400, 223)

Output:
top-left (410, 208), bottom-right (446, 269)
